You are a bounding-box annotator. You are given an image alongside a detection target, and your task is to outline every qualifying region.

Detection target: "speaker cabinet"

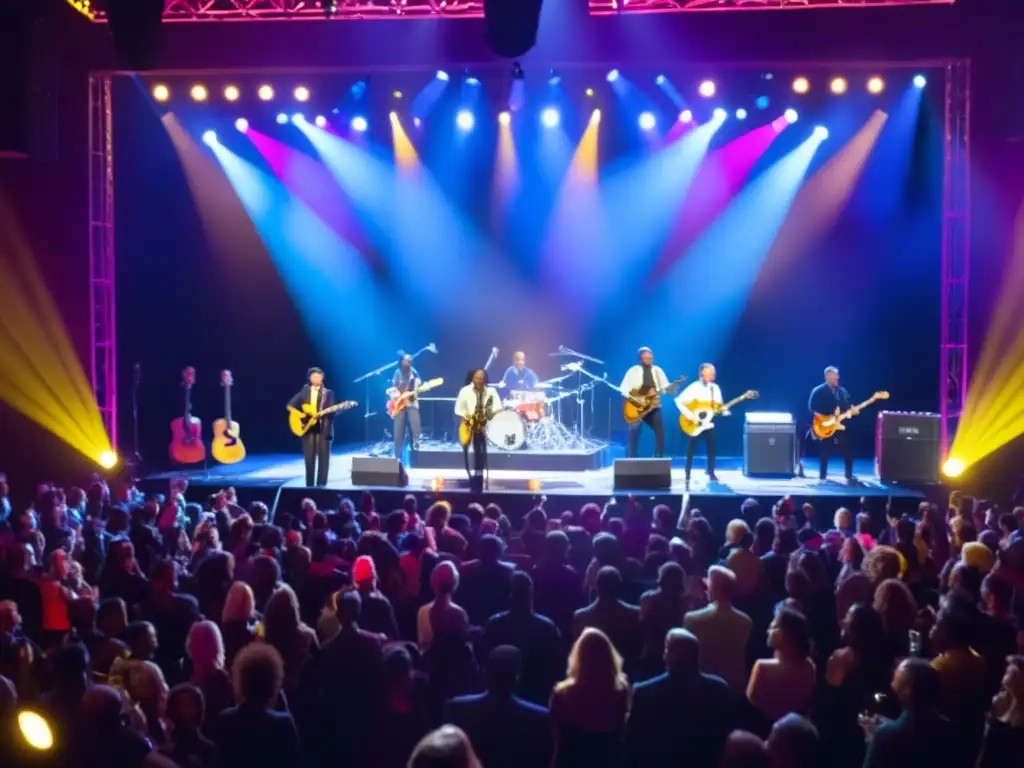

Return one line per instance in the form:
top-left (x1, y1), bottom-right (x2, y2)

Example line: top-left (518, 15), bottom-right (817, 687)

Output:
top-left (744, 418), bottom-right (797, 477)
top-left (351, 457), bottom-right (408, 487)
top-left (875, 411), bottom-right (940, 484)
top-left (613, 458), bottom-right (671, 491)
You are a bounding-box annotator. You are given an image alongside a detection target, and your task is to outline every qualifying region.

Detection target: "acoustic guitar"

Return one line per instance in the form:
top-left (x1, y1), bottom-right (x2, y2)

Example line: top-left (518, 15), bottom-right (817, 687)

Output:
top-left (169, 366), bottom-right (206, 464)
top-left (623, 376), bottom-right (687, 424)
top-left (211, 370), bottom-right (246, 464)
top-left (679, 390), bottom-right (759, 437)
top-left (811, 391), bottom-right (890, 440)
top-left (288, 400), bottom-right (358, 437)
top-left (387, 378), bottom-right (444, 418)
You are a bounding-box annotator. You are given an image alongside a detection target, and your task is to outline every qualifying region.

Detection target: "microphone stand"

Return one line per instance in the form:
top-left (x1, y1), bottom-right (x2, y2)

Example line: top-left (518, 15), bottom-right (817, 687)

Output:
top-left (558, 346), bottom-right (604, 439)
top-left (353, 358), bottom-right (401, 445)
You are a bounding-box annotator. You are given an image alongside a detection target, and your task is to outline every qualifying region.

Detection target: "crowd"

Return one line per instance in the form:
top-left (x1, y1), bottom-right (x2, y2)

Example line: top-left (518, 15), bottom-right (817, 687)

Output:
top-left (1, 471), bottom-right (1024, 768)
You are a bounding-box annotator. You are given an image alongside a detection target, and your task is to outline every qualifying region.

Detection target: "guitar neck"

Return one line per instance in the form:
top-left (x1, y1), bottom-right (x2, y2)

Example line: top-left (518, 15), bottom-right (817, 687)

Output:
top-left (722, 393), bottom-right (750, 411)
top-left (851, 395), bottom-right (880, 412)
top-left (183, 386), bottom-right (193, 421)
top-left (224, 386), bottom-right (232, 423)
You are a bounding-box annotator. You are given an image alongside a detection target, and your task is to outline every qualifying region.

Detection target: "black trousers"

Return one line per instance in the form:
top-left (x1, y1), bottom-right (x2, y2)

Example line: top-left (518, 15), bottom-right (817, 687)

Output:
top-left (685, 428), bottom-right (717, 476)
top-left (463, 430), bottom-right (488, 491)
top-left (818, 430), bottom-right (853, 479)
top-left (627, 408), bottom-right (665, 458)
top-left (302, 430), bottom-right (332, 487)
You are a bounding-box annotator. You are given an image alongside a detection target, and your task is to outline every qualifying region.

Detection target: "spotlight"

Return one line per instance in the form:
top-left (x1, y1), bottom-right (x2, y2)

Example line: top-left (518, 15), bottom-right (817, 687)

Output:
top-left (942, 457), bottom-right (965, 478)
top-left (258, 84), bottom-right (274, 101)
top-left (511, 61), bottom-right (525, 81)
top-left (152, 84), bottom-right (170, 102)
top-left (755, 95), bottom-right (770, 110)
top-left (276, 112), bottom-right (288, 124)
top-left (792, 77), bottom-right (810, 95)
top-left (18, 711), bottom-right (54, 751)
top-left (223, 85), bottom-right (240, 102)
top-left (655, 74), bottom-right (666, 86)
top-left (436, 70), bottom-right (450, 82)
top-left (294, 85), bottom-right (310, 102)
top-left (540, 107), bottom-right (560, 128)
top-left (97, 450), bottom-right (118, 470)
top-left (813, 125), bottom-right (829, 140)
top-left (190, 84), bottom-right (208, 103)
top-left (351, 115), bottom-right (368, 132)
top-left (465, 75), bottom-right (481, 86)
top-left (389, 111), bottom-right (398, 120)
top-left (867, 76), bottom-right (885, 94)
top-left (713, 107), bottom-right (727, 121)
top-left (784, 108), bottom-right (799, 124)
top-left (606, 69), bottom-right (620, 83)
top-left (393, 90), bottom-right (403, 99)
top-left (590, 109), bottom-right (601, 125)
top-left (913, 74), bottom-right (927, 88)
top-left (201, 130), bottom-right (217, 146)
top-left (830, 77), bottom-right (848, 95)
top-left (698, 80), bottom-right (716, 98)
top-left (234, 117), bottom-right (249, 132)
top-left (585, 88), bottom-right (595, 97)
top-left (638, 111), bottom-right (656, 131)
top-left (413, 117), bottom-right (422, 128)
top-left (314, 115), bottom-right (327, 128)
top-left (548, 69), bottom-right (560, 86)
top-left (456, 110), bottom-right (475, 131)
top-left (678, 109), bottom-right (693, 123)
top-left (291, 113), bottom-right (305, 124)
top-left (735, 108), bottom-right (748, 120)
top-left (498, 111), bottom-right (511, 126)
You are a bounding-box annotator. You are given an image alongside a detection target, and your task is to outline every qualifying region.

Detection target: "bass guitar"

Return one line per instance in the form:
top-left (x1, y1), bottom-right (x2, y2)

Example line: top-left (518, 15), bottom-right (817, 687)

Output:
top-left (387, 378), bottom-right (444, 418)
top-left (812, 391), bottom-right (890, 440)
top-left (623, 376), bottom-right (686, 424)
top-left (288, 400), bottom-right (358, 437)
top-left (679, 390), bottom-right (759, 437)
top-left (212, 370), bottom-right (246, 464)
top-left (169, 367), bottom-right (206, 464)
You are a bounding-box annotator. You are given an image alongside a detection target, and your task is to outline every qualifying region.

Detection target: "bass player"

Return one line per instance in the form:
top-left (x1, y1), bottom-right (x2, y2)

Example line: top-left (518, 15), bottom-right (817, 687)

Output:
top-left (387, 354), bottom-right (421, 461)
top-left (620, 347), bottom-right (670, 458)
top-left (676, 363), bottom-right (726, 486)
top-left (455, 368), bottom-right (500, 490)
top-left (808, 366), bottom-right (855, 483)
top-left (287, 367), bottom-right (335, 487)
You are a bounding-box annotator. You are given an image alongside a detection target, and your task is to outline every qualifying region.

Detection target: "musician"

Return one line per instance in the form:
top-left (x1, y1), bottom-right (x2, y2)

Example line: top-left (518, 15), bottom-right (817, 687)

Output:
top-left (620, 347), bottom-right (669, 458)
top-left (500, 351), bottom-right (539, 391)
top-left (676, 363), bottom-right (725, 485)
top-left (387, 355), bottom-right (421, 461)
top-left (287, 367), bottom-right (335, 487)
top-left (808, 366), bottom-right (855, 482)
top-left (455, 369), bottom-right (501, 488)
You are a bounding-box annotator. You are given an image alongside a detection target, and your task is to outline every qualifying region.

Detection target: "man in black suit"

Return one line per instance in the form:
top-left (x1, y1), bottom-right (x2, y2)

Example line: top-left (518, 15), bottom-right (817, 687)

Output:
top-left (287, 367), bottom-right (335, 487)
top-left (807, 365), bottom-right (855, 482)
top-left (626, 628), bottom-right (733, 768)
top-left (444, 645), bottom-right (552, 768)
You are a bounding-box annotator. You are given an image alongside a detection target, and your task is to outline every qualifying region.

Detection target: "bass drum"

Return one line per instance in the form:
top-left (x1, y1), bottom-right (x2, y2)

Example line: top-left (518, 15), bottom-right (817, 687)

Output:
top-left (486, 408), bottom-right (528, 451)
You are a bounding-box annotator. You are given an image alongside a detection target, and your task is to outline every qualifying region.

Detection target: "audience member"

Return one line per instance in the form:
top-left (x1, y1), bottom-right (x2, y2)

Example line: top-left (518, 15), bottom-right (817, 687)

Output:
top-left (185, 620), bottom-right (233, 734)
top-left (162, 683), bottom-right (218, 768)
top-left (683, 565), bottom-right (752, 696)
top-left (407, 725), bottom-right (482, 768)
top-left (746, 608), bottom-right (816, 728)
top-left (572, 566), bottom-right (641, 665)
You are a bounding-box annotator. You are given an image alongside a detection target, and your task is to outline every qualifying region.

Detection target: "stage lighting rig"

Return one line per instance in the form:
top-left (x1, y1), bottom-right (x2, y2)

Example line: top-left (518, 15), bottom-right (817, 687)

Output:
top-left (511, 61), bottom-right (525, 81)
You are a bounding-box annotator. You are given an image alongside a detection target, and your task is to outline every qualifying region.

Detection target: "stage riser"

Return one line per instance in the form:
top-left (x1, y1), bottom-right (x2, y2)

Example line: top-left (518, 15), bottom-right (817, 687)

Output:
top-left (408, 447), bottom-right (609, 472)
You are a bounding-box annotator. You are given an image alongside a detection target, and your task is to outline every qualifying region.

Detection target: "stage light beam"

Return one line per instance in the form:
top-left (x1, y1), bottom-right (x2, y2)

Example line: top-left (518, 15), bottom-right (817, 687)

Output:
top-left (638, 111), bottom-right (656, 131)
top-left (736, 108), bottom-right (748, 120)
top-left (784, 109), bottom-right (799, 124)
top-left (436, 70), bottom-right (450, 82)
top-left (234, 117), bottom-right (249, 132)
top-left (314, 115), bottom-right (327, 128)
top-left (294, 86), bottom-right (311, 102)
top-left (456, 110), bottom-right (475, 131)
top-left (713, 107), bottom-right (728, 121)
top-left (699, 80), bottom-right (716, 98)
top-left (201, 130), bottom-right (217, 146)
top-left (541, 107), bottom-right (560, 128)
top-left (913, 74), bottom-right (927, 88)
top-left (351, 115), bottom-right (368, 132)
top-left (813, 125), bottom-right (829, 140)
top-left (679, 109), bottom-right (693, 123)
top-left (607, 69), bottom-right (621, 83)
top-left (276, 112), bottom-right (288, 125)
top-left (942, 458), bottom-right (965, 478)
top-left (498, 111), bottom-right (511, 125)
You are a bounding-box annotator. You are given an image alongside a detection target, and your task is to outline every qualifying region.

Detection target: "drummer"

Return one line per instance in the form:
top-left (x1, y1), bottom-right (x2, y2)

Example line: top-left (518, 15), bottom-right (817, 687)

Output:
top-left (500, 351), bottom-right (540, 391)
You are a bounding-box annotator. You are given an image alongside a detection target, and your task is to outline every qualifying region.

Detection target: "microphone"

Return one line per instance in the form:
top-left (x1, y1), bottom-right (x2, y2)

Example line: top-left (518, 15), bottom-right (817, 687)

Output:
top-left (427, 343), bottom-right (438, 354)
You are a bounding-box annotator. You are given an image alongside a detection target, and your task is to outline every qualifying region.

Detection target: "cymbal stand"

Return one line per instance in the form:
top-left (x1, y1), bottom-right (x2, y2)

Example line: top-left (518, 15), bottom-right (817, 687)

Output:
top-left (557, 345), bottom-right (604, 439)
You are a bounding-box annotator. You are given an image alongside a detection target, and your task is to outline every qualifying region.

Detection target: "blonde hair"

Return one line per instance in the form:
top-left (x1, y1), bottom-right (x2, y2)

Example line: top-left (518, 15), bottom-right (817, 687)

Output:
top-left (833, 507), bottom-right (852, 530)
top-left (186, 620), bottom-right (225, 670)
top-left (222, 581), bottom-right (255, 623)
top-left (725, 519), bottom-right (750, 545)
top-left (555, 627), bottom-right (628, 694)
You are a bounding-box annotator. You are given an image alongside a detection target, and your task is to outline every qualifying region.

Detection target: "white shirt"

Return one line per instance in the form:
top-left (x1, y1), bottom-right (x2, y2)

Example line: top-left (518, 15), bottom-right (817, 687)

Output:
top-left (619, 365), bottom-right (670, 396)
top-left (676, 380), bottom-right (724, 420)
top-left (454, 384), bottom-right (501, 419)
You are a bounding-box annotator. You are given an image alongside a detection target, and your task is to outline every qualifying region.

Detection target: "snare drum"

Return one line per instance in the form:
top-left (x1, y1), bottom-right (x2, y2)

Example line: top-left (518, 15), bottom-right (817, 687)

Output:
top-left (509, 390), bottom-right (547, 422)
top-left (486, 408), bottom-right (528, 451)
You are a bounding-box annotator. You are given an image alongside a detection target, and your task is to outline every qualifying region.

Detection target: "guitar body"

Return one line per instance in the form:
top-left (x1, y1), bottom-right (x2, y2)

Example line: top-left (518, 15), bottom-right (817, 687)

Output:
top-left (458, 419), bottom-right (473, 448)
top-left (211, 418), bottom-right (246, 464)
top-left (288, 404), bottom-right (318, 437)
top-left (812, 409), bottom-right (844, 440)
top-left (623, 392), bottom-right (657, 424)
top-left (169, 417), bottom-right (206, 464)
top-left (387, 398), bottom-right (407, 419)
top-left (679, 402), bottom-right (719, 437)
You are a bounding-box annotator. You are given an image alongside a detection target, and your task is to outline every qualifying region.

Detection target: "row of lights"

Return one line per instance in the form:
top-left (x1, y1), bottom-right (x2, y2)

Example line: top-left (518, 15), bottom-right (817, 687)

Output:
top-left (152, 83), bottom-right (316, 104)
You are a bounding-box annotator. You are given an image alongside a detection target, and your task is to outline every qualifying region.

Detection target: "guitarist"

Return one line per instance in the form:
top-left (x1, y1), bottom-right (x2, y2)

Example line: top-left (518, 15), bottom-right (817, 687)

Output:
top-left (287, 367), bottom-right (336, 487)
top-left (808, 366), bottom-right (855, 483)
top-left (455, 369), bottom-right (500, 490)
top-left (387, 355), bottom-right (422, 461)
top-left (676, 363), bottom-right (725, 485)
top-left (620, 347), bottom-right (669, 458)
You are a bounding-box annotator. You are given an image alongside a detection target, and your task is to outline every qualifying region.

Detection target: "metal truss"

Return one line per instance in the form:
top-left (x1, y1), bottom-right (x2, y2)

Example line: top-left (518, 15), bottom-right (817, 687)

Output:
top-left (86, 0), bottom-right (484, 21)
top-left (88, 74), bottom-right (118, 451)
top-left (588, 0), bottom-right (954, 14)
top-left (939, 59), bottom-right (969, 455)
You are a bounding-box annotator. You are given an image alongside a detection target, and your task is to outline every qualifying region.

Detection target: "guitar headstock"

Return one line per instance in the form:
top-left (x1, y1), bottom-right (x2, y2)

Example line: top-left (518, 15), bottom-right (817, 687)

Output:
top-left (339, 400), bottom-right (358, 410)
top-left (421, 378), bottom-right (444, 391)
top-left (874, 391), bottom-right (891, 400)
top-left (744, 390), bottom-right (760, 400)
top-left (182, 367), bottom-right (196, 388)
top-left (220, 370), bottom-right (234, 387)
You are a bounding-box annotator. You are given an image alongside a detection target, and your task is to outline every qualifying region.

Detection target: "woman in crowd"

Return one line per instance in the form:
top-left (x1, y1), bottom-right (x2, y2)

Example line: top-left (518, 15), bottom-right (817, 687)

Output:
top-left (979, 655), bottom-right (1024, 768)
top-left (185, 620), bottom-right (233, 735)
top-left (161, 683), bottom-right (219, 768)
top-left (746, 608), bottom-right (816, 731)
top-left (220, 582), bottom-right (257, 668)
top-left (261, 585), bottom-right (318, 706)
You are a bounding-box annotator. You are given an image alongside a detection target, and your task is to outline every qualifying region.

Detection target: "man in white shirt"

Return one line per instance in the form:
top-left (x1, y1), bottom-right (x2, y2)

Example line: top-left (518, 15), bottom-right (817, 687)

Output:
top-left (676, 363), bottom-right (726, 485)
top-left (619, 347), bottom-right (670, 458)
top-left (454, 369), bottom-right (501, 489)
top-left (682, 565), bottom-right (752, 697)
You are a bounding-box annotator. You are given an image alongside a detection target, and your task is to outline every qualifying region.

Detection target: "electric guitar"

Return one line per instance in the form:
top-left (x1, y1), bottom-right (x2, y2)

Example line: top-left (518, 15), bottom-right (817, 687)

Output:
top-left (288, 400), bottom-right (358, 437)
top-left (169, 367), bottom-right (206, 464)
top-left (458, 393), bottom-right (499, 448)
top-left (812, 391), bottom-right (890, 440)
top-left (211, 370), bottom-right (246, 464)
top-left (387, 378), bottom-right (444, 418)
top-left (623, 376), bottom-right (687, 424)
top-left (679, 389), bottom-right (759, 437)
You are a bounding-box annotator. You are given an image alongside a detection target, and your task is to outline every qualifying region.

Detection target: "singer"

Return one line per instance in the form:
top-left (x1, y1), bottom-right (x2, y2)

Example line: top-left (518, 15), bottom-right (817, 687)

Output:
top-left (455, 368), bottom-right (500, 491)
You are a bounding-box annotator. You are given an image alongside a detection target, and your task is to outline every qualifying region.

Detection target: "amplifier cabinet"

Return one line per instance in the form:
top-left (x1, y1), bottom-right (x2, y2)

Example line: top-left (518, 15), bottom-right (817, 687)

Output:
top-left (875, 411), bottom-right (940, 484)
top-left (744, 421), bottom-right (797, 477)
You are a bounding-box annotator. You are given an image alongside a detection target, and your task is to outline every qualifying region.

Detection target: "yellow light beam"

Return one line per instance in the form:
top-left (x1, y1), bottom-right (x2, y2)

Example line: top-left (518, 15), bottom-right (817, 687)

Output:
top-left (491, 113), bottom-right (520, 231)
top-left (389, 112), bottom-right (421, 173)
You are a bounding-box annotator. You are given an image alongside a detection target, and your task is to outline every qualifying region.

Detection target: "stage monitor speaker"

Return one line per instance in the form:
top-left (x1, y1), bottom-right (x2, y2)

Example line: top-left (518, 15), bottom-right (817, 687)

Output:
top-left (744, 413), bottom-right (797, 477)
top-left (875, 411), bottom-right (940, 484)
top-left (613, 458), bottom-right (671, 491)
top-left (351, 457), bottom-right (408, 487)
